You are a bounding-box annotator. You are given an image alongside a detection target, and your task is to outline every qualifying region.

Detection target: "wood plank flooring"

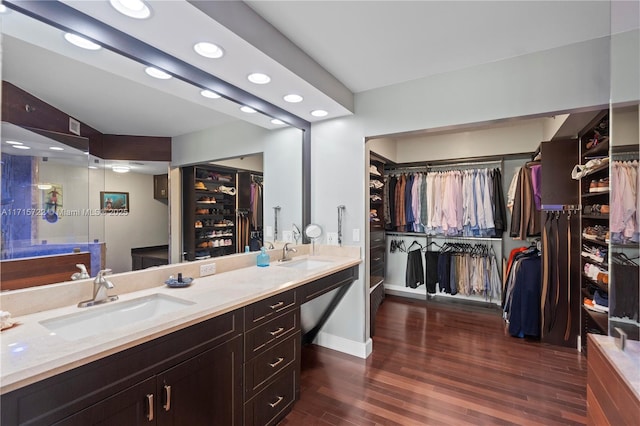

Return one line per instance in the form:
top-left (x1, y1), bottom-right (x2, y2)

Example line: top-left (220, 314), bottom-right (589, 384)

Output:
top-left (280, 295), bottom-right (587, 426)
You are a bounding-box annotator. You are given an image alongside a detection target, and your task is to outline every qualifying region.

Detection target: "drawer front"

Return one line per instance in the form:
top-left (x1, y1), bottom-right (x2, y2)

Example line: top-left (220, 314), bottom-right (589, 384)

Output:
top-left (244, 332), bottom-right (300, 399)
top-left (244, 368), bottom-right (297, 426)
top-left (301, 267), bottom-right (357, 303)
top-left (370, 231), bottom-right (386, 249)
top-left (245, 309), bottom-right (300, 361)
top-left (370, 247), bottom-right (385, 267)
top-left (244, 289), bottom-right (297, 330)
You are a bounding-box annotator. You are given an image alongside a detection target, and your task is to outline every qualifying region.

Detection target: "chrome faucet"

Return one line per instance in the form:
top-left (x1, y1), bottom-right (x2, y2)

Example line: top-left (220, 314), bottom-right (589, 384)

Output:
top-left (280, 243), bottom-right (297, 262)
top-left (263, 241), bottom-right (275, 249)
top-left (78, 269), bottom-right (119, 307)
top-left (292, 224), bottom-right (301, 244)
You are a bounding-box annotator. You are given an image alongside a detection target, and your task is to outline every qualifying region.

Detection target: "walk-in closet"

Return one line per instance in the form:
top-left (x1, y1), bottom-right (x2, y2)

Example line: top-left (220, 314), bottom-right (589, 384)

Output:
top-left (366, 105), bottom-right (639, 353)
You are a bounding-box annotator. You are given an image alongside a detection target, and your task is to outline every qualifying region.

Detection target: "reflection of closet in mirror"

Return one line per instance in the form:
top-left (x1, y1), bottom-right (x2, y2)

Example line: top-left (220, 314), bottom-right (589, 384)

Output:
top-left (1, 2), bottom-right (307, 280)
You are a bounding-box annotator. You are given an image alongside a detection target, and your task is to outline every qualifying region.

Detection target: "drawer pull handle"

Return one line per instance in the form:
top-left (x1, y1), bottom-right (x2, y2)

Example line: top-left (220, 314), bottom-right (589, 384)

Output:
top-left (163, 385), bottom-right (172, 412)
top-left (269, 396), bottom-right (284, 408)
top-left (373, 257), bottom-right (382, 261)
top-left (270, 327), bottom-right (285, 336)
top-left (269, 357), bottom-right (284, 368)
top-left (270, 301), bottom-right (285, 309)
top-left (146, 394), bottom-right (154, 421)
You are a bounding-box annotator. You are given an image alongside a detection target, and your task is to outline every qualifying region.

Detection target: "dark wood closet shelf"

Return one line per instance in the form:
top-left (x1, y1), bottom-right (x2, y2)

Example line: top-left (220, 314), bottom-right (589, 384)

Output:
top-left (582, 237), bottom-right (608, 247)
top-left (582, 306), bottom-right (608, 332)
top-left (581, 255), bottom-right (608, 269)
top-left (581, 274), bottom-right (609, 292)
top-left (581, 191), bottom-right (610, 198)
top-left (582, 139), bottom-right (609, 158)
top-left (582, 214), bottom-right (609, 220)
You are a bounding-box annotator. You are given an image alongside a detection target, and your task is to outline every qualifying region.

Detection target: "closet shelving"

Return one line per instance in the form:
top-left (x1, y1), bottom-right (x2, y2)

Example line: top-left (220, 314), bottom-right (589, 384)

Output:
top-left (369, 155), bottom-right (386, 336)
top-left (382, 159), bottom-right (506, 306)
top-left (182, 165), bottom-right (238, 261)
top-left (578, 111), bottom-right (610, 351)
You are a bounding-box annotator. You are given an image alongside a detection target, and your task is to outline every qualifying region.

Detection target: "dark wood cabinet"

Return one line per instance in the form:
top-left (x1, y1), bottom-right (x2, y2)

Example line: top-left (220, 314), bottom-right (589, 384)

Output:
top-left (154, 174), bottom-right (169, 200)
top-left (369, 156), bottom-right (386, 336)
top-left (1, 310), bottom-right (242, 426)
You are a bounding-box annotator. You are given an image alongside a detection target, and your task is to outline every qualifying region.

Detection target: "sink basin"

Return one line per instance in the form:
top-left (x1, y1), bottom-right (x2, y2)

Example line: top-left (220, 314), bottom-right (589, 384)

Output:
top-left (277, 258), bottom-right (334, 270)
top-left (40, 294), bottom-right (195, 341)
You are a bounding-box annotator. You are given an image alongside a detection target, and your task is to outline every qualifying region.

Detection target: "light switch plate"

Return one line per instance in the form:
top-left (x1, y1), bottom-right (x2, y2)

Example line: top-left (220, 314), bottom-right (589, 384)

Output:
top-left (352, 228), bottom-right (360, 242)
top-left (282, 230), bottom-right (293, 243)
top-left (327, 232), bottom-right (339, 246)
top-left (265, 226), bottom-right (273, 238)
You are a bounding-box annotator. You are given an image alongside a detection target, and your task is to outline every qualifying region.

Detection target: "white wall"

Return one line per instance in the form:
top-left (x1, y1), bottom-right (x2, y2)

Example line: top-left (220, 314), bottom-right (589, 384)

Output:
top-left (171, 120), bottom-right (303, 252)
top-left (101, 170), bottom-right (169, 273)
top-left (611, 105), bottom-right (639, 147)
top-left (310, 35), bottom-right (638, 359)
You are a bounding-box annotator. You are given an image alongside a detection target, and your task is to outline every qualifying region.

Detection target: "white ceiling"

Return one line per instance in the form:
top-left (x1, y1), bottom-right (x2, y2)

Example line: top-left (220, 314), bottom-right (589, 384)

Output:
top-left (2, 0), bottom-right (639, 140)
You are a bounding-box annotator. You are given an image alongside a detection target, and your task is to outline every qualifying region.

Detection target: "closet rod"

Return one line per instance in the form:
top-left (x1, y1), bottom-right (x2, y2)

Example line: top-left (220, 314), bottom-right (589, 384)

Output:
top-left (612, 152), bottom-right (639, 161)
top-left (427, 159), bottom-right (503, 169)
top-left (384, 165), bottom-right (427, 173)
top-left (385, 231), bottom-right (501, 242)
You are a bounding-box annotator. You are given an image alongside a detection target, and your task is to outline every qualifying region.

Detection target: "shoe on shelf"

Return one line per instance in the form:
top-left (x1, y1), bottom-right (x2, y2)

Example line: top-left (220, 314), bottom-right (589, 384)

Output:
top-left (195, 220), bottom-right (203, 228)
top-left (194, 181), bottom-right (207, 190)
top-left (369, 164), bottom-right (382, 176)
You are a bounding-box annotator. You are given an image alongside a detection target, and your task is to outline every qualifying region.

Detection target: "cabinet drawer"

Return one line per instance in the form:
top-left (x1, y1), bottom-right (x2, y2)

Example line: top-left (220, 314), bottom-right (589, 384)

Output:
top-left (370, 231), bottom-right (386, 249)
top-left (300, 267), bottom-right (358, 303)
top-left (244, 289), bottom-right (297, 330)
top-left (370, 247), bottom-right (385, 265)
top-left (244, 332), bottom-right (300, 399)
top-left (245, 309), bottom-right (300, 361)
top-left (244, 367), bottom-right (297, 426)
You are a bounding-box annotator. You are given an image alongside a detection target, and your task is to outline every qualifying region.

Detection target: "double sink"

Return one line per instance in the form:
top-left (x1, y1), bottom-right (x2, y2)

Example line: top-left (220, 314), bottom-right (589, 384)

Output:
top-left (39, 257), bottom-right (335, 341)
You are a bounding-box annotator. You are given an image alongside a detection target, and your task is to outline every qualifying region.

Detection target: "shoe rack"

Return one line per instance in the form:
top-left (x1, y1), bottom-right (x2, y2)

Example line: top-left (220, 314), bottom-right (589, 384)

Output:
top-left (182, 165), bottom-right (238, 261)
top-left (578, 110), bottom-right (610, 353)
top-left (369, 154), bottom-right (386, 336)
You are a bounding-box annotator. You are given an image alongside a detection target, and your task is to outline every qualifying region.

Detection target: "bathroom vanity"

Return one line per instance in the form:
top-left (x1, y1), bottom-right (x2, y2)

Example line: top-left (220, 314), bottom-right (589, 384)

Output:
top-left (0, 249), bottom-right (360, 425)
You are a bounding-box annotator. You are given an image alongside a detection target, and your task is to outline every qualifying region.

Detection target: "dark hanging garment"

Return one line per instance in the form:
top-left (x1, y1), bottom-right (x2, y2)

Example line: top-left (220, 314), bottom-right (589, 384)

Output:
top-left (437, 252), bottom-right (451, 294)
top-left (492, 168), bottom-right (507, 235)
top-left (425, 251), bottom-right (439, 294)
top-left (404, 174), bottom-right (414, 232)
top-left (611, 262), bottom-right (639, 322)
top-left (406, 248), bottom-right (424, 289)
top-left (387, 176), bottom-right (397, 230)
top-left (510, 170), bottom-right (523, 238)
top-left (508, 255), bottom-right (542, 338)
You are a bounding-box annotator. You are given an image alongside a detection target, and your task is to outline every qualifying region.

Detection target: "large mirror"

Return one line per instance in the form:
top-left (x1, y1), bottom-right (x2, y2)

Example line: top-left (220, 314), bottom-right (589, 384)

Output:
top-left (0, 5), bottom-right (303, 287)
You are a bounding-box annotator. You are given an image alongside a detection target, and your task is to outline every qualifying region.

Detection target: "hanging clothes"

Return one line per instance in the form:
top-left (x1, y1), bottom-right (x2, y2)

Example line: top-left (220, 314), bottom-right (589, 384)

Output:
top-left (405, 241), bottom-right (424, 289)
top-left (510, 162), bottom-right (541, 239)
top-left (503, 246), bottom-right (541, 338)
top-left (610, 160), bottom-right (639, 244)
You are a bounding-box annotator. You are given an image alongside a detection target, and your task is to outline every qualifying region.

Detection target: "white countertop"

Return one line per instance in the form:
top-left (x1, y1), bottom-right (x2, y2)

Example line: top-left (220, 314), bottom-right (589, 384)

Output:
top-left (0, 252), bottom-right (360, 394)
top-left (590, 334), bottom-right (640, 400)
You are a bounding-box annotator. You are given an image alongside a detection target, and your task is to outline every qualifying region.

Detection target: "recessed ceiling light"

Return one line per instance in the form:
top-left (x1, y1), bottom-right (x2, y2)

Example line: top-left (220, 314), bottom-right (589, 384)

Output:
top-left (13, 145), bottom-right (31, 150)
top-left (201, 89), bottom-right (221, 99)
top-left (145, 67), bottom-right (172, 80)
top-left (49, 146), bottom-right (65, 151)
top-left (311, 109), bottom-right (328, 117)
top-left (112, 165), bottom-right (131, 173)
top-left (194, 42), bottom-right (224, 59)
top-left (64, 33), bottom-right (101, 50)
top-left (6, 140), bottom-right (22, 145)
top-left (240, 106), bottom-right (257, 114)
top-left (247, 73), bottom-right (271, 85)
top-left (88, 165), bottom-right (99, 169)
top-left (37, 184), bottom-right (53, 190)
top-left (271, 119), bottom-right (285, 125)
top-left (0, 5), bottom-right (8, 13)
top-left (283, 94), bottom-right (303, 103)
top-left (109, 0), bottom-right (151, 19)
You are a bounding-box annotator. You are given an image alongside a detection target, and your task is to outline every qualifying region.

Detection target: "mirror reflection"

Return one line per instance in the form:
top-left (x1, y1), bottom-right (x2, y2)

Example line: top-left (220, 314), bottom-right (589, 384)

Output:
top-left (0, 7), bottom-right (303, 288)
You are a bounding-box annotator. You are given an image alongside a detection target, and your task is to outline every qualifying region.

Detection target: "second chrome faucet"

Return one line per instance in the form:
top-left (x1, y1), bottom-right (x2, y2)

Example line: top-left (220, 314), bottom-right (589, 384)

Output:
top-left (78, 269), bottom-right (119, 308)
top-left (279, 243), bottom-right (297, 262)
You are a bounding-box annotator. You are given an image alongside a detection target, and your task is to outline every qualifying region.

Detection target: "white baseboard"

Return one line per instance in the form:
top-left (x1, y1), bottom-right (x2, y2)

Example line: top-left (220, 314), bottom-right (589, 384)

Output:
top-left (314, 332), bottom-right (373, 359)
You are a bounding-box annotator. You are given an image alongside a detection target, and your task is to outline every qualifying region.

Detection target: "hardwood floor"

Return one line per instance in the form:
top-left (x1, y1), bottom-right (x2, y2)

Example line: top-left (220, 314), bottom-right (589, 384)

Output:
top-left (281, 295), bottom-right (587, 426)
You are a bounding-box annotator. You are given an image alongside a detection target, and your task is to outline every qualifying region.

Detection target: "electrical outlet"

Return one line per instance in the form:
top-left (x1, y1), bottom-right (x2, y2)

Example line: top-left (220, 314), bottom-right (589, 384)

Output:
top-left (327, 232), bottom-right (339, 246)
top-left (352, 228), bottom-right (360, 242)
top-left (283, 230), bottom-right (293, 243)
top-left (200, 263), bottom-right (216, 276)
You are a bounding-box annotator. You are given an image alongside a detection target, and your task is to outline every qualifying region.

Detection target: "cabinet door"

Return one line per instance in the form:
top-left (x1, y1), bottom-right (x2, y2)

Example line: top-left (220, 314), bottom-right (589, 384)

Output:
top-left (53, 377), bottom-right (156, 426)
top-left (156, 336), bottom-right (243, 426)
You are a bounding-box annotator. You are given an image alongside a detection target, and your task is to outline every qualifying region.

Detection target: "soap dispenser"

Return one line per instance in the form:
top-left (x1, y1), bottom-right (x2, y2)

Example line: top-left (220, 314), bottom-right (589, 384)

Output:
top-left (257, 247), bottom-right (270, 267)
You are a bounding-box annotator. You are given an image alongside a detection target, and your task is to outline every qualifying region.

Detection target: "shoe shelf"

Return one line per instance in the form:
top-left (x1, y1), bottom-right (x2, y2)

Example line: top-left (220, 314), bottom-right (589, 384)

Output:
top-left (184, 165), bottom-right (240, 261)
top-left (578, 110), bottom-right (611, 348)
